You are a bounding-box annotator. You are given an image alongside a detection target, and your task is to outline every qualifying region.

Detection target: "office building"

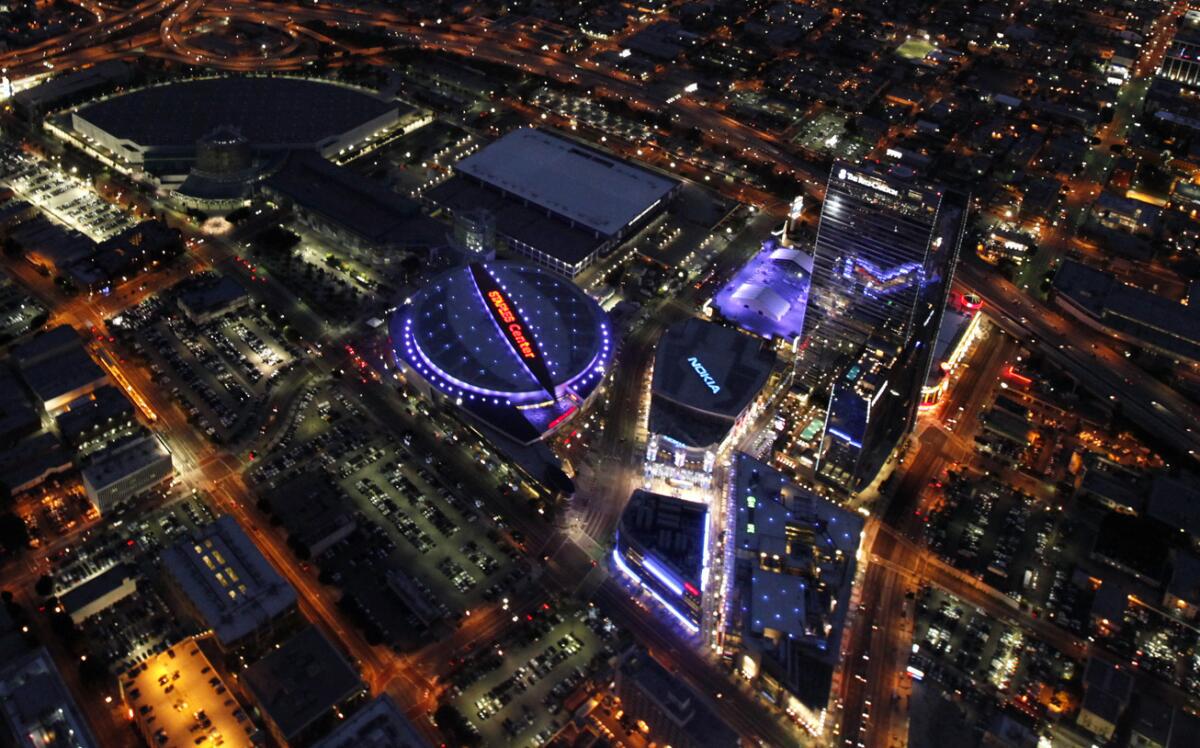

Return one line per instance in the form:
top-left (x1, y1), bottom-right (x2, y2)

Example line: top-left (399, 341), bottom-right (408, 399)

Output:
top-left (614, 490), bottom-right (709, 633)
top-left (721, 454), bottom-right (863, 732)
top-left (311, 695), bottom-right (429, 748)
top-left (614, 648), bottom-right (740, 748)
top-left (80, 435), bottom-right (173, 513)
top-left (645, 318), bottom-right (787, 493)
top-left (161, 515), bottom-right (299, 656)
top-left (242, 626), bottom-right (367, 747)
top-left (803, 162), bottom-right (965, 490)
top-left (0, 648), bottom-right (99, 748)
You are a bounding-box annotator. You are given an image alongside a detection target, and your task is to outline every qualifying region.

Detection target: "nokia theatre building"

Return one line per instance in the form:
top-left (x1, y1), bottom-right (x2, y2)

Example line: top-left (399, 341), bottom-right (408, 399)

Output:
top-left (645, 318), bottom-right (788, 495)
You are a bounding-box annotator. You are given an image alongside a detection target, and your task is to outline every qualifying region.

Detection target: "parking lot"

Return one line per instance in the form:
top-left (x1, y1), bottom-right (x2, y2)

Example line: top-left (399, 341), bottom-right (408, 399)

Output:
top-left (47, 491), bottom-right (216, 675)
top-left (528, 87), bottom-right (656, 144)
top-left (114, 275), bottom-right (302, 444)
top-left (249, 387), bottom-right (533, 648)
top-left (445, 601), bottom-right (619, 747)
top-left (0, 147), bottom-right (137, 242)
top-left (792, 109), bottom-right (871, 160)
top-left (910, 586), bottom-right (1082, 724)
top-left (0, 271), bottom-right (46, 343)
top-left (19, 482), bottom-right (98, 548)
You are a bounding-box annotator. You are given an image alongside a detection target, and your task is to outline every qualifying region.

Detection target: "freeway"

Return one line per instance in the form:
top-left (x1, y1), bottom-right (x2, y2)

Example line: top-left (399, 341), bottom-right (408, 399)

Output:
top-left (957, 261), bottom-right (1200, 463)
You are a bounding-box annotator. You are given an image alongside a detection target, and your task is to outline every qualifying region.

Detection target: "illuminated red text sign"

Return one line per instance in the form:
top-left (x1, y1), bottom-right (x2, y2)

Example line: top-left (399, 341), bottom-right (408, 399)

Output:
top-left (486, 290), bottom-right (536, 360)
top-left (471, 264), bottom-right (556, 395)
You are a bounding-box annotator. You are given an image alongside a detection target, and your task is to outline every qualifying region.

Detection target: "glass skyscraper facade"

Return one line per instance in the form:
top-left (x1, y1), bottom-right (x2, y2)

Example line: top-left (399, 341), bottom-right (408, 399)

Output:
top-left (803, 162), bottom-right (967, 489)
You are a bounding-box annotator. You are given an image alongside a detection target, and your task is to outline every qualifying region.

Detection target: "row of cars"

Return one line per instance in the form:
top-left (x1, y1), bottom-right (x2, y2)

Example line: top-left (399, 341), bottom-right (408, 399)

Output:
top-left (1, 147), bottom-right (137, 241)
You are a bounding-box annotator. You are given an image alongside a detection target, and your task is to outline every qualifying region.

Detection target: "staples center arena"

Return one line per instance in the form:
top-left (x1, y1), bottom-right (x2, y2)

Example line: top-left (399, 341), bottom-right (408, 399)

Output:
top-left (390, 261), bottom-right (613, 444)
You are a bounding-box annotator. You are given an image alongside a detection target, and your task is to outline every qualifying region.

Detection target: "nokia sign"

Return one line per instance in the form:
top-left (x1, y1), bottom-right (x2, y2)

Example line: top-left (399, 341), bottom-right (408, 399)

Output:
top-left (687, 357), bottom-right (721, 394)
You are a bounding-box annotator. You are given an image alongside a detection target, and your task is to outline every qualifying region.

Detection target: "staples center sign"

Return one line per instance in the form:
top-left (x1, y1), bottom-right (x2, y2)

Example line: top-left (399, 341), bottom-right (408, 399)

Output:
top-left (486, 290), bottom-right (537, 360)
top-left (469, 263), bottom-right (557, 396)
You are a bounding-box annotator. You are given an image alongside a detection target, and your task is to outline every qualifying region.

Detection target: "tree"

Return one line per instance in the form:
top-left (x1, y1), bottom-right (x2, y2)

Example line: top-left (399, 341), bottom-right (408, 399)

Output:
top-left (399, 255), bottom-right (422, 284)
top-left (0, 513), bottom-right (28, 554)
top-left (35, 575), bottom-right (53, 598)
top-left (433, 704), bottom-right (481, 747)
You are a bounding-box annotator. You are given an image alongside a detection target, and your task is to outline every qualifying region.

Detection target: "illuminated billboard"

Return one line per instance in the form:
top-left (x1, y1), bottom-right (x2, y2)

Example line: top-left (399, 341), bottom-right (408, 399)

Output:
top-left (470, 262), bottom-right (557, 396)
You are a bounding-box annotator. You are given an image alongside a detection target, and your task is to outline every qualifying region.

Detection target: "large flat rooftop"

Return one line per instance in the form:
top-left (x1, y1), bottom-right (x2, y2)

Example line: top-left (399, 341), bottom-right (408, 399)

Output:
top-left (74, 77), bottom-right (398, 148)
top-left (122, 636), bottom-right (258, 747)
top-left (161, 515), bottom-right (296, 647)
top-left (454, 128), bottom-right (678, 237)
top-left (80, 434), bottom-right (170, 491)
top-left (1053, 260), bottom-right (1200, 361)
top-left (650, 318), bottom-right (776, 448)
top-left (311, 695), bottom-right (429, 748)
top-left (244, 626), bottom-right (364, 743)
top-left (0, 648), bottom-right (99, 748)
top-left (266, 152), bottom-right (443, 248)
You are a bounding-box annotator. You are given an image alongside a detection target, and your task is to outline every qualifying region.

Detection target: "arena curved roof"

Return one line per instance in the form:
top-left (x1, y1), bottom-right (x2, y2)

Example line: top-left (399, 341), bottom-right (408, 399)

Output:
top-left (73, 77), bottom-right (395, 148)
top-left (392, 262), bottom-right (611, 404)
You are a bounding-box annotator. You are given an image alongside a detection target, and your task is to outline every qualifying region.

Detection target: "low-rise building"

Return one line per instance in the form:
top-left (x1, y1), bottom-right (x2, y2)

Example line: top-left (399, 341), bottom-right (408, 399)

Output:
top-left (120, 635), bottom-right (261, 748)
top-left (0, 648), bottom-right (100, 747)
top-left (1164, 550), bottom-right (1200, 621)
top-left (614, 648), bottom-right (739, 748)
top-left (264, 152), bottom-right (444, 263)
top-left (161, 515), bottom-right (298, 658)
top-left (59, 564), bottom-right (137, 624)
top-left (0, 370), bottom-right (40, 448)
top-left (176, 276), bottom-right (251, 324)
top-left (54, 385), bottom-right (136, 453)
top-left (80, 435), bottom-right (172, 513)
top-left (264, 471), bottom-right (357, 558)
top-left (310, 695), bottom-right (429, 748)
top-left (242, 626), bottom-right (367, 747)
top-left (0, 432), bottom-right (72, 495)
top-left (1053, 260), bottom-right (1200, 363)
top-left (12, 326), bottom-right (108, 414)
top-left (1076, 658), bottom-right (1133, 741)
